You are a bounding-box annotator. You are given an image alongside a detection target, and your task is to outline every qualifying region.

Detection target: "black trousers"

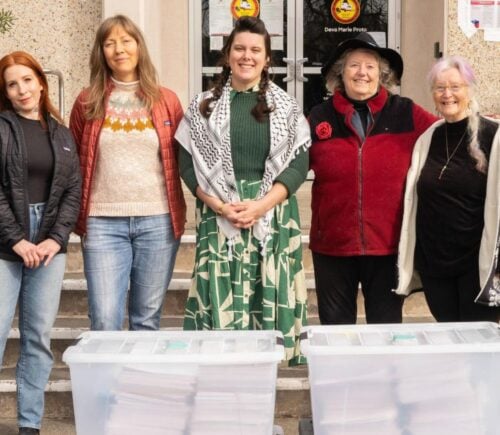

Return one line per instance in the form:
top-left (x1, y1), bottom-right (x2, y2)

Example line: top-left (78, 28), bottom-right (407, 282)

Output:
top-left (312, 253), bottom-right (404, 324)
top-left (421, 268), bottom-right (500, 322)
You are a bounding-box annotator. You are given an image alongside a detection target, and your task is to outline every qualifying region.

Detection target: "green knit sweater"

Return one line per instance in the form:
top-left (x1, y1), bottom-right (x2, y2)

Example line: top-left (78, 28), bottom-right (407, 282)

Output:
top-left (179, 91), bottom-right (309, 196)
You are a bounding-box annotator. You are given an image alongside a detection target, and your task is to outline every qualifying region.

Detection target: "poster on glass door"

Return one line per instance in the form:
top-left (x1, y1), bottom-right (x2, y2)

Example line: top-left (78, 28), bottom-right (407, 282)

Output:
top-left (304, 0), bottom-right (390, 68)
top-left (208, 0), bottom-right (285, 51)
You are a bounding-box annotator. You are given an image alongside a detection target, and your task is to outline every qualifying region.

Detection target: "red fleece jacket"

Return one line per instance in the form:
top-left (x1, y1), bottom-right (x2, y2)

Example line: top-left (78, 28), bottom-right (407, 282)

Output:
top-left (308, 88), bottom-right (437, 256)
top-left (69, 81), bottom-right (186, 240)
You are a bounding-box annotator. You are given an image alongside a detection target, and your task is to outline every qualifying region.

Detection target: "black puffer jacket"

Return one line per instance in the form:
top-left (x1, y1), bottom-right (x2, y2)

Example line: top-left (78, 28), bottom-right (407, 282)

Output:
top-left (0, 111), bottom-right (81, 262)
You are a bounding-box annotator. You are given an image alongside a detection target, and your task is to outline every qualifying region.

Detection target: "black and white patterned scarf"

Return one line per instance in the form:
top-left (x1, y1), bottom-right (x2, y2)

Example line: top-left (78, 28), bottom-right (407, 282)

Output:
top-left (175, 80), bottom-right (311, 243)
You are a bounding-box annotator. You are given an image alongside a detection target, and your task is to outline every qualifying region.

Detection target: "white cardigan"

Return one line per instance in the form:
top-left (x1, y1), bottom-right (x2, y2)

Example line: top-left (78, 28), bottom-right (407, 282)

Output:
top-left (394, 117), bottom-right (500, 307)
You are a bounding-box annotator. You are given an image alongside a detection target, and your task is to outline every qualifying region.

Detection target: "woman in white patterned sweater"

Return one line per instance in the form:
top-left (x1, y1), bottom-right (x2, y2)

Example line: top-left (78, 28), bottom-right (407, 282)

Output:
top-left (70, 15), bottom-right (186, 331)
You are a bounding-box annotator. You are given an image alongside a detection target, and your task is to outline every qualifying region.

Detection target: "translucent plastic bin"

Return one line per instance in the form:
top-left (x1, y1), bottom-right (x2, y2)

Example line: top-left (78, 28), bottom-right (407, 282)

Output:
top-left (62, 330), bottom-right (284, 435)
top-left (301, 322), bottom-right (500, 435)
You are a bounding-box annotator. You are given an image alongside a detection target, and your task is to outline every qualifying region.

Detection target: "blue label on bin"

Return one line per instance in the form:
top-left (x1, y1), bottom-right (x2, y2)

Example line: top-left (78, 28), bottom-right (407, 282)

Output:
top-left (392, 333), bottom-right (418, 345)
top-left (167, 341), bottom-right (189, 350)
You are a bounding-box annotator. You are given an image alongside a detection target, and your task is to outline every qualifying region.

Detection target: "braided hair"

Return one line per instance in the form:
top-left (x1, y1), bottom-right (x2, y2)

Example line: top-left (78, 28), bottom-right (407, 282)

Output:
top-left (200, 16), bottom-right (274, 122)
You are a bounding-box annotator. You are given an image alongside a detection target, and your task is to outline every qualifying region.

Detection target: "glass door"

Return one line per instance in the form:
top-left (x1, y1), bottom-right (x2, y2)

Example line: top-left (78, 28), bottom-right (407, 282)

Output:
top-left (300, 0), bottom-right (400, 114)
top-left (190, 0), bottom-right (400, 116)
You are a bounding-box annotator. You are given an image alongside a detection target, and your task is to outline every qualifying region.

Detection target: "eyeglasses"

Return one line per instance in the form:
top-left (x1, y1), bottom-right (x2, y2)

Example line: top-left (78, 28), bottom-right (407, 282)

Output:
top-left (432, 84), bottom-right (468, 94)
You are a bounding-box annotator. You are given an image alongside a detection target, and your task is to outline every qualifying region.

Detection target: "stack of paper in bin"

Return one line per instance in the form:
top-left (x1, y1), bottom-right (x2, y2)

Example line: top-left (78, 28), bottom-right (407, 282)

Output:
top-left (189, 364), bottom-right (275, 434)
top-left (105, 367), bottom-right (196, 435)
top-left (315, 364), bottom-right (401, 435)
top-left (395, 350), bottom-right (480, 435)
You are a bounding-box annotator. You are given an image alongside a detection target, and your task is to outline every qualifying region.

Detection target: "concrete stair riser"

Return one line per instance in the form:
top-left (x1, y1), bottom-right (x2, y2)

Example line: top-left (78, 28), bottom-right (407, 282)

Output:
top-left (4, 287), bottom-right (433, 366)
top-left (43, 278), bottom-right (318, 317)
top-left (4, 254), bottom-right (433, 372)
top-left (64, 237), bottom-right (313, 275)
top-left (10, 278), bottom-right (432, 319)
top-left (0, 392), bottom-right (75, 420)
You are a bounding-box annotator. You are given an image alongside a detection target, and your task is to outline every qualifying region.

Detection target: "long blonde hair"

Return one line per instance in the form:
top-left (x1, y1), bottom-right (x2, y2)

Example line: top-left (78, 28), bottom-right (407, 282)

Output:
top-left (84, 15), bottom-right (160, 119)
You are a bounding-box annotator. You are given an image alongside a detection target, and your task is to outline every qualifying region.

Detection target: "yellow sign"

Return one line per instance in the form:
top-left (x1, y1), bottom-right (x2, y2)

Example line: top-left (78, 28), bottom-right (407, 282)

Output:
top-left (231, 0), bottom-right (260, 19)
top-left (331, 0), bottom-right (361, 25)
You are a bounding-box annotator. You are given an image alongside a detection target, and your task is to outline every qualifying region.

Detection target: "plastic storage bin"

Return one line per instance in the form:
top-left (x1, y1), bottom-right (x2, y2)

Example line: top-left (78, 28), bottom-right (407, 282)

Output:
top-left (63, 330), bottom-right (284, 435)
top-left (301, 322), bottom-right (500, 435)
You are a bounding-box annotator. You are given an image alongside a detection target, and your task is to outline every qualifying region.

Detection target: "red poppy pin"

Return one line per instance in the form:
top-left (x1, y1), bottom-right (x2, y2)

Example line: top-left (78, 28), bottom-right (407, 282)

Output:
top-left (315, 121), bottom-right (333, 140)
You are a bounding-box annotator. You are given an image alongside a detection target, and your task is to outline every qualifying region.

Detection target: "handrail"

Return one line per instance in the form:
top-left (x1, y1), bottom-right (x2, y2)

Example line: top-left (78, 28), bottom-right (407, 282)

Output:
top-left (43, 69), bottom-right (65, 119)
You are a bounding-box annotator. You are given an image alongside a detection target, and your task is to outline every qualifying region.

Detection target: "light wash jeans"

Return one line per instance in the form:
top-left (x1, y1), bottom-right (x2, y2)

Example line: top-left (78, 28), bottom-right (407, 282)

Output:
top-left (82, 214), bottom-right (180, 330)
top-left (0, 203), bottom-right (66, 429)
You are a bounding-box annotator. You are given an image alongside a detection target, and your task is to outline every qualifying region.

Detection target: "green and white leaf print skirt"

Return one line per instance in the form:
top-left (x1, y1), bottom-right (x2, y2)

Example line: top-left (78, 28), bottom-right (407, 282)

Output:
top-left (183, 180), bottom-right (307, 365)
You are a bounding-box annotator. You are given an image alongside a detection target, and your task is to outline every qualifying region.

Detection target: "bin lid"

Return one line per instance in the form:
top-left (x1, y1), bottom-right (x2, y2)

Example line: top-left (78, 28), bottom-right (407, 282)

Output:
top-left (63, 330), bottom-right (285, 364)
top-left (301, 322), bottom-right (500, 355)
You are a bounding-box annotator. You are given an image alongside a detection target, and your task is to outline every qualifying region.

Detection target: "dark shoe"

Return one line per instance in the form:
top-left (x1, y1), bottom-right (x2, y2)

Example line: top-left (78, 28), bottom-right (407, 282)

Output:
top-left (18, 428), bottom-right (40, 435)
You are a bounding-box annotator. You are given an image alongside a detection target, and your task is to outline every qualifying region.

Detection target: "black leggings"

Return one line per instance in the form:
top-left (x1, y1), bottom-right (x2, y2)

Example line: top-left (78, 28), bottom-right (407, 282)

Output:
top-left (421, 268), bottom-right (500, 322)
top-left (312, 253), bottom-right (404, 324)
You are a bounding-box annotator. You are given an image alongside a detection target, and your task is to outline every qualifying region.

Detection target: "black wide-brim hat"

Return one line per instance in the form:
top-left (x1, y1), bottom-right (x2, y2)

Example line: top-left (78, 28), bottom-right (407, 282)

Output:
top-left (321, 32), bottom-right (404, 81)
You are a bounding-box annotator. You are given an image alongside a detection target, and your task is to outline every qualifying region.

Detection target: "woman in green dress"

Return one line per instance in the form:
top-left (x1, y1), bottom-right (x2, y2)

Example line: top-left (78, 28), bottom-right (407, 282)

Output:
top-left (175, 17), bottom-right (311, 364)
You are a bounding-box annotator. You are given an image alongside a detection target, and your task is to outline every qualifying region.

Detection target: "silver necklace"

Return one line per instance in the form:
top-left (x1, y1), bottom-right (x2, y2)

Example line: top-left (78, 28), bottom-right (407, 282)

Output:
top-left (438, 124), bottom-right (468, 180)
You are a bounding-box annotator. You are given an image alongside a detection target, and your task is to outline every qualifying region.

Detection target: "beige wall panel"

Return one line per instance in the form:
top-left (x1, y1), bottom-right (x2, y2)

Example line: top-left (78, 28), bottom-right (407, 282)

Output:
top-left (103, 0), bottom-right (189, 108)
top-left (155, 1), bottom-right (189, 109)
top-left (400, 0), bottom-right (445, 113)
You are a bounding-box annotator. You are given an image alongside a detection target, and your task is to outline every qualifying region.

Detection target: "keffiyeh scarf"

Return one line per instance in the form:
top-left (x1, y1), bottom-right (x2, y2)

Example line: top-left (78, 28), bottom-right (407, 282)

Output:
top-left (175, 80), bottom-right (311, 245)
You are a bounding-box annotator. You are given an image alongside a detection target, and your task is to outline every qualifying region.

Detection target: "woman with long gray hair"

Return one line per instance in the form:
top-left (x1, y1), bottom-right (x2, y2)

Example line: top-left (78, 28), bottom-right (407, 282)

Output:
top-left (395, 55), bottom-right (500, 321)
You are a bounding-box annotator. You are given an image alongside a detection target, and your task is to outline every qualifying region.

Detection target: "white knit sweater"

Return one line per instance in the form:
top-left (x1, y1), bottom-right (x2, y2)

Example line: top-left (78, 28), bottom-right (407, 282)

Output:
top-left (89, 78), bottom-right (169, 217)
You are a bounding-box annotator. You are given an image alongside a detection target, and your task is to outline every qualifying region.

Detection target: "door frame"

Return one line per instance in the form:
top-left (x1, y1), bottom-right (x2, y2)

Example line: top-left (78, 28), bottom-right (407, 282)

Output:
top-left (188, 0), bottom-right (401, 108)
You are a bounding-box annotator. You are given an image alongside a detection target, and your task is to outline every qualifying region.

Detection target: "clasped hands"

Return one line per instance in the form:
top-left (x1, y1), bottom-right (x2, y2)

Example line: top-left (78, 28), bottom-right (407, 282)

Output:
top-left (218, 200), bottom-right (266, 229)
top-left (12, 238), bottom-right (61, 268)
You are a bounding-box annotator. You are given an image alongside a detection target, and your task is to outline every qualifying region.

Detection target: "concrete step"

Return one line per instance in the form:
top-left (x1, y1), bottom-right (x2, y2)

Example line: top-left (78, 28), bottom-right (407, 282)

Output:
top-left (65, 233), bottom-right (314, 275)
top-left (0, 419), bottom-right (77, 435)
top-left (51, 273), bottom-right (192, 317)
top-left (6, 273), bottom-right (317, 321)
top-left (4, 292), bottom-right (433, 368)
top-left (3, 319), bottom-right (185, 369)
top-left (4, 272), bottom-right (433, 366)
top-left (47, 273), bottom-right (316, 316)
top-left (8, 272), bottom-right (434, 319)
top-left (7, 278), bottom-right (432, 325)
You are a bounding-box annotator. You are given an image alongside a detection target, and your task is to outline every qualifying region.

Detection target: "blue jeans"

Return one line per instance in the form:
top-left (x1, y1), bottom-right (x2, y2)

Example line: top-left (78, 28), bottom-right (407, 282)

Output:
top-left (82, 214), bottom-right (180, 330)
top-left (0, 203), bottom-right (66, 429)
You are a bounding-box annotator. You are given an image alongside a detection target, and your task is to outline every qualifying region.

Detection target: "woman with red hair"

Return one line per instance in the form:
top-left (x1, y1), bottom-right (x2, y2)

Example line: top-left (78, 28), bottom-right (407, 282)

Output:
top-left (0, 51), bottom-right (81, 435)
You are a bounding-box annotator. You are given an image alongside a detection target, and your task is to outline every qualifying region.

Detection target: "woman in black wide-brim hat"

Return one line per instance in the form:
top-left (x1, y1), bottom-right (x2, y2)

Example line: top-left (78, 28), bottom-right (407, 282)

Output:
top-left (308, 32), bottom-right (437, 325)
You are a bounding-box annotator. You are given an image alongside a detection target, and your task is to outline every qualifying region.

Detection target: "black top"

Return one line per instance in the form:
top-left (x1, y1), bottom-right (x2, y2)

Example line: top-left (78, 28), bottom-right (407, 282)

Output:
top-left (16, 114), bottom-right (54, 203)
top-left (0, 111), bottom-right (81, 261)
top-left (346, 95), bottom-right (370, 136)
top-left (415, 117), bottom-right (494, 277)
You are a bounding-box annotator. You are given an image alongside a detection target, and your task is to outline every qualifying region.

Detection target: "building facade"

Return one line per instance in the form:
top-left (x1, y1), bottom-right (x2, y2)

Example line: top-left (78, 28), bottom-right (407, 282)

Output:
top-left (0, 0), bottom-right (498, 119)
